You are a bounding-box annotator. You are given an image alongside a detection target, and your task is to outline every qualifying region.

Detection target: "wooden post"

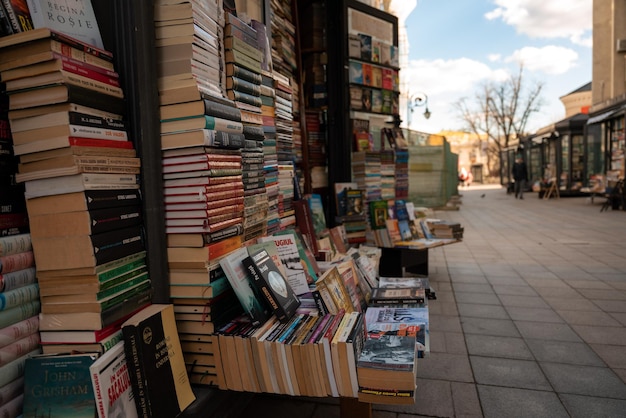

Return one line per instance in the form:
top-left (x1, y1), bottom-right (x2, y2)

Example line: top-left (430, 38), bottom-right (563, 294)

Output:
top-left (340, 398), bottom-right (372, 418)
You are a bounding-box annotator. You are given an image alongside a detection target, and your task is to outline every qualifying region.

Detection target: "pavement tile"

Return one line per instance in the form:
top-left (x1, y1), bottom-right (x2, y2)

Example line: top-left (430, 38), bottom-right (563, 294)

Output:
top-left (375, 379), bottom-right (454, 417)
top-left (453, 291), bottom-right (502, 305)
top-left (556, 309), bottom-right (621, 326)
top-left (416, 353), bottom-right (474, 382)
top-left (514, 321), bottom-right (582, 342)
top-left (564, 280), bottom-right (613, 290)
top-left (505, 306), bottom-right (564, 323)
top-left (470, 356), bottom-right (551, 390)
top-left (491, 285), bottom-right (538, 296)
top-left (540, 362), bottom-right (626, 398)
top-left (525, 339), bottom-right (604, 366)
top-left (451, 283), bottom-right (495, 294)
top-left (497, 294), bottom-right (550, 309)
top-left (571, 325), bottom-right (626, 345)
top-left (465, 334), bottom-right (533, 360)
top-left (449, 274), bottom-right (489, 284)
top-left (457, 303), bottom-right (509, 320)
top-left (533, 286), bottom-right (583, 298)
top-left (477, 385), bottom-right (569, 418)
top-left (427, 301), bottom-right (459, 316)
top-left (461, 317), bottom-right (521, 337)
top-left (590, 344), bottom-right (626, 369)
top-left (450, 382), bottom-right (482, 417)
top-left (582, 289), bottom-right (626, 300)
top-left (542, 297), bottom-right (601, 311)
top-left (610, 312), bottom-right (626, 326)
top-left (429, 314), bottom-right (463, 333)
top-left (593, 299), bottom-right (626, 313)
top-left (560, 394), bottom-right (626, 418)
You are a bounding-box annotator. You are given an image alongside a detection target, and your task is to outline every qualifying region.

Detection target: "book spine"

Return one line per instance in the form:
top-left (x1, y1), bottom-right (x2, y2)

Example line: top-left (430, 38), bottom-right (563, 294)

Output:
top-left (53, 52), bottom-right (119, 78)
top-left (203, 116), bottom-right (244, 133)
top-left (203, 130), bottom-right (246, 149)
top-left (0, 266), bottom-right (35, 292)
top-left (50, 40), bottom-right (115, 71)
top-left (228, 76), bottom-right (261, 97)
top-left (62, 71), bottom-right (124, 98)
top-left (203, 98), bottom-right (242, 122)
top-left (0, 376), bottom-right (23, 406)
top-left (0, 333), bottom-right (40, 367)
top-left (0, 315), bottom-right (38, 349)
top-left (0, 2), bottom-right (13, 36)
top-left (68, 136), bottom-right (134, 149)
top-left (0, 233), bottom-right (31, 256)
top-left (224, 22), bottom-right (258, 49)
top-left (68, 111), bottom-right (127, 131)
top-left (0, 300), bottom-right (40, 329)
top-left (0, 251), bottom-right (34, 274)
top-left (123, 327), bottom-right (150, 418)
top-left (0, 282), bottom-right (39, 311)
top-left (225, 35), bottom-right (262, 62)
top-left (227, 88), bottom-right (262, 108)
top-left (226, 63), bottom-right (262, 85)
top-left (67, 124), bottom-right (128, 141)
top-left (49, 30), bottom-right (114, 62)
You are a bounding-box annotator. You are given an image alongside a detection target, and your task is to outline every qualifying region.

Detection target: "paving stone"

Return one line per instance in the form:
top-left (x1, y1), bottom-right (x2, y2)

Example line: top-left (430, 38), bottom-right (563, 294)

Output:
top-left (417, 353), bottom-right (474, 382)
top-left (450, 283), bottom-right (495, 294)
top-left (505, 306), bottom-right (564, 323)
top-left (449, 274), bottom-right (489, 284)
top-left (429, 314), bottom-right (462, 333)
top-left (592, 299), bottom-right (626, 313)
top-left (461, 317), bottom-right (520, 337)
top-left (571, 325), bottom-right (626, 345)
top-left (540, 362), bottom-right (626, 398)
top-left (491, 285), bottom-right (538, 296)
top-left (543, 297), bottom-right (601, 311)
top-left (564, 280), bottom-right (613, 290)
top-left (374, 379), bottom-right (454, 417)
top-left (560, 394), bottom-right (626, 418)
top-left (451, 382), bottom-right (482, 417)
top-left (525, 339), bottom-right (604, 366)
top-left (470, 356), bottom-right (551, 390)
top-left (610, 312), bottom-right (626, 326)
top-left (477, 385), bottom-right (568, 418)
top-left (583, 289), bottom-right (626, 300)
top-left (454, 291), bottom-right (502, 305)
top-left (514, 321), bottom-right (582, 342)
top-left (590, 344), bottom-right (626, 369)
top-left (457, 303), bottom-right (509, 320)
top-left (465, 334), bottom-right (533, 359)
top-left (498, 294), bottom-right (550, 309)
top-left (556, 309), bottom-right (621, 326)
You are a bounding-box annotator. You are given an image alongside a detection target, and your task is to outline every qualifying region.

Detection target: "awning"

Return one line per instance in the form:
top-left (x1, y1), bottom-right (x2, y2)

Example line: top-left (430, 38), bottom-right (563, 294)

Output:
top-left (587, 107), bottom-right (624, 125)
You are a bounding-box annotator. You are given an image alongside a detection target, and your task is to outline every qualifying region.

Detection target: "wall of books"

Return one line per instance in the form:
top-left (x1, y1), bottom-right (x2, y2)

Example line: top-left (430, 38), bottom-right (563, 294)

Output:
top-left (0, 0), bottom-right (450, 416)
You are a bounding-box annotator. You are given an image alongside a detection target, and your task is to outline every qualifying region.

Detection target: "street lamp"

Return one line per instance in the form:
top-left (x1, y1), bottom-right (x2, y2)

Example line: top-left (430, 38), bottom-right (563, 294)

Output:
top-left (407, 92), bottom-right (431, 126)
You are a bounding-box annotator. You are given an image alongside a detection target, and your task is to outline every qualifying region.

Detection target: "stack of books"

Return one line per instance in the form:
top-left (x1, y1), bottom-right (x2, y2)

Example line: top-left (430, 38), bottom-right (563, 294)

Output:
top-left (394, 147), bottom-right (409, 199)
top-left (352, 150), bottom-right (382, 205)
top-left (380, 149), bottom-right (395, 200)
top-left (223, 14), bottom-right (270, 242)
top-left (0, 29), bottom-right (150, 359)
top-left (0, 233), bottom-right (40, 414)
top-left (427, 219), bottom-right (464, 240)
top-left (277, 163), bottom-right (296, 229)
top-left (155, 1), bottom-right (252, 386)
top-left (304, 110), bottom-right (327, 189)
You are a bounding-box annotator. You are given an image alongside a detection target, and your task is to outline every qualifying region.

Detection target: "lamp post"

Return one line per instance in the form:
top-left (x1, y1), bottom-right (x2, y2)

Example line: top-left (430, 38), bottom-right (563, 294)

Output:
top-left (407, 92), bottom-right (431, 127)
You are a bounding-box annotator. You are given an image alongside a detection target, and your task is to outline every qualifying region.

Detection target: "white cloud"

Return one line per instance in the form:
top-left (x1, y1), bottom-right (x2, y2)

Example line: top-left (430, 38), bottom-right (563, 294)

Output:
top-left (488, 53), bottom-right (502, 62)
top-left (485, 0), bottom-right (592, 46)
top-left (506, 45), bottom-right (579, 74)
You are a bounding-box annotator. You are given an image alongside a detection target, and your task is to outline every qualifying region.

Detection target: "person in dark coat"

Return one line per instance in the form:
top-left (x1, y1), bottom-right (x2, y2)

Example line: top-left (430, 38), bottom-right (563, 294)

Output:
top-left (512, 155), bottom-right (528, 199)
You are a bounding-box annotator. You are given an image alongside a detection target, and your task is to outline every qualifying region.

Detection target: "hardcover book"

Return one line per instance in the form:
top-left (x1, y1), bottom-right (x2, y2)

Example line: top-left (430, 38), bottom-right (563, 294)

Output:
top-left (257, 232), bottom-right (310, 296)
top-left (121, 304), bottom-right (195, 418)
top-left (242, 245), bottom-right (301, 324)
top-left (23, 352), bottom-right (99, 418)
top-left (369, 287), bottom-right (426, 306)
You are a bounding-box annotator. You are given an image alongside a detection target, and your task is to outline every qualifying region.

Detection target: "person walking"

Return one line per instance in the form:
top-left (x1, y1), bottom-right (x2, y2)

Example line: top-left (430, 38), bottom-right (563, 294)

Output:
top-left (512, 155), bottom-right (528, 199)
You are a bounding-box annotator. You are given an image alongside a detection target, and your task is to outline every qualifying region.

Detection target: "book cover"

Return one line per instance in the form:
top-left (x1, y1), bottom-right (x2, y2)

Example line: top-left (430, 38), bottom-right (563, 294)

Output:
top-left (219, 247), bottom-right (272, 327)
top-left (23, 352), bottom-right (99, 418)
top-left (121, 304), bottom-right (195, 418)
top-left (305, 193), bottom-right (327, 237)
top-left (26, 0), bottom-right (104, 49)
top-left (357, 334), bottom-right (417, 389)
top-left (364, 306), bottom-right (429, 357)
top-left (243, 245), bottom-right (301, 324)
top-left (257, 232), bottom-right (310, 296)
top-left (358, 33), bottom-right (372, 61)
top-left (89, 340), bottom-right (138, 418)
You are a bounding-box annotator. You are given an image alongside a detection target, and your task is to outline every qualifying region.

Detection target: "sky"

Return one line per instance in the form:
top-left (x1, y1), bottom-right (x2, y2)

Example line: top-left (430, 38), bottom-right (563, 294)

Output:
top-left (401, 0), bottom-right (592, 134)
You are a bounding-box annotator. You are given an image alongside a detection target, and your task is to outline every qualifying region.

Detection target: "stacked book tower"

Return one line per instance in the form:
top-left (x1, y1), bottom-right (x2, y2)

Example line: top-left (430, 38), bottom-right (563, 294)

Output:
top-left (155, 0), bottom-right (250, 386)
top-left (224, 13), bottom-right (270, 242)
top-left (0, 27), bottom-right (151, 361)
top-left (352, 150), bottom-right (382, 220)
top-left (379, 149), bottom-right (395, 201)
top-left (258, 71), bottom-right (280, 236)
top-left (273, 73), bottom-right (295, 229)
top-left (0, 86), bottom-right (37, 415)
top-left (394, 147), bottom-right (409, 200)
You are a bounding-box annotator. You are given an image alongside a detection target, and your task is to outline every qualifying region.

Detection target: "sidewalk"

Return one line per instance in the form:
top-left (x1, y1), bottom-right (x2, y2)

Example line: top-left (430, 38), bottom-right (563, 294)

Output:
top-left (234, 186), bottom-right (626, 418)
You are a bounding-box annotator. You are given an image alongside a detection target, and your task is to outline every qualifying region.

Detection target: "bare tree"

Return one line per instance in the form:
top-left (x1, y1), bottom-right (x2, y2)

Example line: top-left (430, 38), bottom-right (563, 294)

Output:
top-left (455, 64), bottom-right (544, 176)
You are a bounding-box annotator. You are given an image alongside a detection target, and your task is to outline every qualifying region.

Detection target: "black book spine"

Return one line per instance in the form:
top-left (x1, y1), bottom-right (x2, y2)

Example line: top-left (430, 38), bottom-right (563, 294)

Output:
top-left (66, 84), bottom-right (126, 115)
top-left (90, 225), bottom-right (145, 265)
top-left (203, 98), bottom-right (242, 122)
top-left (122, 325), bottom-right (150, 418)
top-left (83, 189), bottom-right (142, 210)
top-left (88, 204), bottom-right (143, 235)
top-left (68, 111), bottom-right (127, 131)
